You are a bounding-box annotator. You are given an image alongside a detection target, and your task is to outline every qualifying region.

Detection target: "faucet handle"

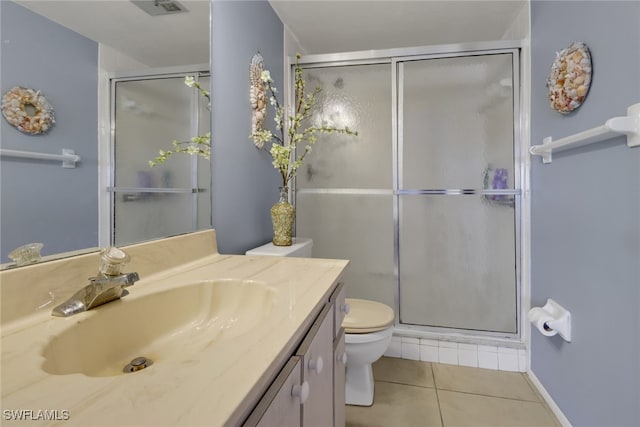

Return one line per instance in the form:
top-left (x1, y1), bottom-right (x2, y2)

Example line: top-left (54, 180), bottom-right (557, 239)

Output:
top-left (99, 247), bottom-right (130, 276)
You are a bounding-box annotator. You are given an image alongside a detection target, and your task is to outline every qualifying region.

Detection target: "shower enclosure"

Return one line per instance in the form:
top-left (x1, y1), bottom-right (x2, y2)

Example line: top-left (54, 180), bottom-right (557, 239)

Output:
top-left (108, 68), bottom-right (211, 246)
top-left (295, 43), bottom-right (522, 340)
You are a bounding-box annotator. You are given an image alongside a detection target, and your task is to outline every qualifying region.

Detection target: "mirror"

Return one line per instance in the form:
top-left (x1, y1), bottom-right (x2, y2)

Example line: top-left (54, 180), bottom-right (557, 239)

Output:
top-left (0, 0), bottom-right (211, 268)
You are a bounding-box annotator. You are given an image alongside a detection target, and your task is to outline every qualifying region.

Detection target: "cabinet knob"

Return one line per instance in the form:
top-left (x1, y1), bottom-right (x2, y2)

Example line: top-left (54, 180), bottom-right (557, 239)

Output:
top-left (336, 352), bottom-right (347, 365)
top-left (291, 381), bottom-right (310, 404)
top-left (308, 355), bottom-right (324, 375)
top-left (340, 303), bottom-right (351, 315)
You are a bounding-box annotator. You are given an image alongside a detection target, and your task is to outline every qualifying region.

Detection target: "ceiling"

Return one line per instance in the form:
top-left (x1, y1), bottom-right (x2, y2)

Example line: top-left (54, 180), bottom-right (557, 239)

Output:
top-left (269, 0), bottom-right (528, 54)
top-left (14, 1), bottom-right (527, 67)
top-left (14, 0), bottom-right (210, 67)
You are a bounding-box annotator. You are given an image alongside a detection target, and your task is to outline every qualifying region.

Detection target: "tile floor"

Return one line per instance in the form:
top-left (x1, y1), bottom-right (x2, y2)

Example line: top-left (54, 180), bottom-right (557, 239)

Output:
top-left (346, 357), bottom-right (561, 427)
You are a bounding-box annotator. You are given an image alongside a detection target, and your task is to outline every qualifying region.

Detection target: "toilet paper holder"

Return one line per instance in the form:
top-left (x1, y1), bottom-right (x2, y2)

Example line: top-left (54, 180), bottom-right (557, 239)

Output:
top-left (528, 298), bottom-right (572, 342)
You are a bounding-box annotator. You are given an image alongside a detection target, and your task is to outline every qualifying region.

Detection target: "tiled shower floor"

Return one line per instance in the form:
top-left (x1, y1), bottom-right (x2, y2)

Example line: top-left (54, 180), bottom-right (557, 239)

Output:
top-left (346, 357), bottom-right (561, 427)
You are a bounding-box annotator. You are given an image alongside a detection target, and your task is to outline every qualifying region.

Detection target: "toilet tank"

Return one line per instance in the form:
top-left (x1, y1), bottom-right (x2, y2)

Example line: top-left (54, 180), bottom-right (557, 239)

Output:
top-left (245, 238), bottom-right (313, 258)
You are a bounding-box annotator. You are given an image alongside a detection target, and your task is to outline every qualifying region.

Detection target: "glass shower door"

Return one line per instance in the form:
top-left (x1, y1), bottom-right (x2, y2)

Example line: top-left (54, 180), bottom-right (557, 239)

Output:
top-left (295, 63), bottom-right (396, 309)
top-left (110, 73), bottom-right (211, 246)
top-left (398, 53), bottom-right (520, 334)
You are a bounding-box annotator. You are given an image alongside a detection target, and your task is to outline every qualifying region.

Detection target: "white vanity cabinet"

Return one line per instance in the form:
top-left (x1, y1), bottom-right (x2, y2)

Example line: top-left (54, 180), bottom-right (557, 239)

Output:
top-left (333, 329), bottom-right (347, 427)
top-left (297, 304), bottom-right (335, 427)
top-left (242, 283), bottom-right (346, 427)
top-left (330, 283), bottom-right (348, 427)
top-left (243, 357), bottom-right (304, 427)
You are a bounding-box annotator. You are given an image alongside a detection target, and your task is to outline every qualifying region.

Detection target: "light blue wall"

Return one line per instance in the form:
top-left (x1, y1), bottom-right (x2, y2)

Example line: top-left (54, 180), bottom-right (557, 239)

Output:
top-left (211, 0), bottom-right (283, 254)
top-left (0, 1), bottom-right (99, 261)
top-left (530, 2), bottom-right (640, 426)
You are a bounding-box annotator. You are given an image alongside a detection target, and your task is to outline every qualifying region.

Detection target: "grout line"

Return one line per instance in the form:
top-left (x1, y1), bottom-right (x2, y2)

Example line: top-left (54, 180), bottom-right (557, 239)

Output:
top-left (374, 378), bottom-right (436, 389)
top-left (434, 386), bottom-right (445, 427)
top-left (430, 361), bottom-right (439, 389)
top-left (431, 363), bottom-right (446, 427)
top-left (373, 380), bottom-right (435, 392)
top-left (435, 388), bottom-right (544, 404)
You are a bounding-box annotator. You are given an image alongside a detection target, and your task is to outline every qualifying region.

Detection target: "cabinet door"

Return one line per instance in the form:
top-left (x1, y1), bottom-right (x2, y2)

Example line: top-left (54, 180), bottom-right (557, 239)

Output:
top-left (243, 356), bottom-right (304, 427)
top-left (297, 304), bottom-right (334, 427)
top-left (330, 283), bottom-right (348, 339)
top-left (333, 329), bottom-right (347, 427)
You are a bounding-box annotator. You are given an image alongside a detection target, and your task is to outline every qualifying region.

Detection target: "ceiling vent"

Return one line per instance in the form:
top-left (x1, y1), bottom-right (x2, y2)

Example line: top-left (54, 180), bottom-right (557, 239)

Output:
top-left (131, 0), bottom-right (188, 16)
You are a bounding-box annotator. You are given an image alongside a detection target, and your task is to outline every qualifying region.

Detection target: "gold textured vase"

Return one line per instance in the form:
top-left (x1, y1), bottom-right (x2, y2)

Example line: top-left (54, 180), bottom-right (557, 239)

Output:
top-left (271, 187), bottom-right (295, 246)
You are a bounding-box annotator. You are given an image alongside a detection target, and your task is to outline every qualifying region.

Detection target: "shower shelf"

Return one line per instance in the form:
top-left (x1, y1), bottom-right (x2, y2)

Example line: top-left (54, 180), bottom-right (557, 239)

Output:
top-left (529, 102), bottom-right (640, 163)
top-left (0, 148), bottom-right (80, 168)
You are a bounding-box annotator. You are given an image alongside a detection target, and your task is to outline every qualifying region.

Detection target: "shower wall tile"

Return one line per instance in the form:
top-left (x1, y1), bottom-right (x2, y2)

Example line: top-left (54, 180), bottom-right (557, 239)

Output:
top-left (458, 345), bottom-right (479, 368)
top-left (478, 344), bottom-right (498, 353)
top-left (401, 341), bottom-right (420, 360)
top-left (385, 337), bottom-right (402, 358)
top-left (498, 352), bottom-right (519, 372)
top-left (420, 345), bottom-right (439, 363)
top-left (478, 350), bottom-right (500, 370)
top-left (438, 347), bottom-right (459, 365)
top-left (394, 336), bottom-right (526, 372)
top-left (518, 349), bottom-right (528, 372)
top-left (439, 341), bottom-right (458, 349)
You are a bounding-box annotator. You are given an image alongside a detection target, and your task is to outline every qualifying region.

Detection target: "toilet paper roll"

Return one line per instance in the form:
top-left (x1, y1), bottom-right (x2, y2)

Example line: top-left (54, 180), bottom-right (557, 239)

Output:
top-left (528, 307), bottom-right (558, 337)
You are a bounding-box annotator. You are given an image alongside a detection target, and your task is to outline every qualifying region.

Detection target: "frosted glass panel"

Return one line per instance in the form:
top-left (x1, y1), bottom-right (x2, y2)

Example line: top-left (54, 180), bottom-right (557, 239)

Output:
top-left (114, 78), bottom-right (193, 188)
top-left (297, 64), bottom-right (392, 189)
top-left (197, 76), bottom-right (212, 228)
top-left (399, 195), bottom-right (517, 333)
top-left (112, 74), bottom-right (211, 245)
top-left (296, 193), bottom-right (395, 308)
top-left (401, 54), bottom-right (514, 189)
top-left (114, 193), bottom-right (195, 246)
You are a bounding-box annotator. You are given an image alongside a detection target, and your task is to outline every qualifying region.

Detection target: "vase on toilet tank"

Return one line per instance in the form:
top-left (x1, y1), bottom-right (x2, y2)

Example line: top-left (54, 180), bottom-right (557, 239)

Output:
top-left (271, 186), bottom-right (294, 246)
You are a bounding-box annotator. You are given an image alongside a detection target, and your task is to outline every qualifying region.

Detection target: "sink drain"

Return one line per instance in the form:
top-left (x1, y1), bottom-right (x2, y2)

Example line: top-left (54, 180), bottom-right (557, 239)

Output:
top-left (123, 356), bottom-right (153, 373)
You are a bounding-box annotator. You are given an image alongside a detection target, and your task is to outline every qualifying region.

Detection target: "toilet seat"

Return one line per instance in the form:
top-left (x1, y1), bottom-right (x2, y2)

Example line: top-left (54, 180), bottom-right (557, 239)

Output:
top-left (343, 298), bottom-right (394, 334)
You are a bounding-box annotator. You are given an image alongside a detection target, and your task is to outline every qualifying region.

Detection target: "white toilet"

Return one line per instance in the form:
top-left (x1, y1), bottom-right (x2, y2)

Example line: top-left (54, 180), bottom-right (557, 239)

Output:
top-left (343, 298), bottom-right (394, 406)
top-left (246, 238), bottom-right (395, 407)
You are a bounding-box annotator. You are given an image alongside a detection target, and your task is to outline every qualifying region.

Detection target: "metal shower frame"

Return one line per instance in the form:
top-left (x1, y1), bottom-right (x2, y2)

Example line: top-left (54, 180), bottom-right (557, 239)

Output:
top-left (292, 40), bottom-right (526, 342)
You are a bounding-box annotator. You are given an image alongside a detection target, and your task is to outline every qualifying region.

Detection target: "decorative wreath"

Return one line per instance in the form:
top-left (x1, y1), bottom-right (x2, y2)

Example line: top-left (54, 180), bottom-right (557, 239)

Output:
top-left (1, 86), bottom-right (55, 134)
top-left (249, 53), bottom-right (267, 147)
top-left (547, 42), bottom-right (592, 114)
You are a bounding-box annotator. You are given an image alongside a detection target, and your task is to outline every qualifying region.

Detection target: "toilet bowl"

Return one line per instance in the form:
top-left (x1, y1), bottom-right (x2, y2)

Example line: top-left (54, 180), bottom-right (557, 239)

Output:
top-left (343, 298), bottom-right (394, 406)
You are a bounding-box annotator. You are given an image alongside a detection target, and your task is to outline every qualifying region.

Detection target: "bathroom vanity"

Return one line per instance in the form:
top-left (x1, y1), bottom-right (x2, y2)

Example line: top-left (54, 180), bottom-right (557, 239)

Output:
top-left (0, 230), bottom-right (349, 426)
top-left (245, 282), bottom-right (347, 426)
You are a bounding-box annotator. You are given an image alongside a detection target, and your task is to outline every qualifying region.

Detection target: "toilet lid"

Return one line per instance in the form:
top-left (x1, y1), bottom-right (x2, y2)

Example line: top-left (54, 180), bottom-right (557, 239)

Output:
top-left (342, 298), bottom-right (394, 334)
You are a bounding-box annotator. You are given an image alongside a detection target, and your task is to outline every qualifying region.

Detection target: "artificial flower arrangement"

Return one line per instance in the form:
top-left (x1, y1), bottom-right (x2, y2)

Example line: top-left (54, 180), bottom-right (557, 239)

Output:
top-left (149, 54), bottom-right (358, 193)
top-left (249, 53), bottom-right (358, 189)
top-left (149, 76), bottom-right (211, 167)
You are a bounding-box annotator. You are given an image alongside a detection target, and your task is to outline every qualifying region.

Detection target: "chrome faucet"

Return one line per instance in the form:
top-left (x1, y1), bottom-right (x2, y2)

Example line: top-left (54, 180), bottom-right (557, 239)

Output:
top-left (51, 247), bottom-right (139, 317)
top-left (51, 272), bottom-right (139, 317)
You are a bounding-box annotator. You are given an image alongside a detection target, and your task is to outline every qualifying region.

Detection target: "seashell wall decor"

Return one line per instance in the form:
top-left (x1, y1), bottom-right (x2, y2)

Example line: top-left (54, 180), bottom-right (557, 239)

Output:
top-left (2, 86), bottom-right (55, 134)
top-left (250, 53), bottom-right (267, 146)
top-left (547, 42), bottom-right (592, 114)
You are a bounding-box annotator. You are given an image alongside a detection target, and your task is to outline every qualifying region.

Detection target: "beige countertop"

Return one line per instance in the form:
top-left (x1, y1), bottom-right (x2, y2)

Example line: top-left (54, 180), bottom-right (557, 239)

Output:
top-left (1, 252), bottom-right (348, 426)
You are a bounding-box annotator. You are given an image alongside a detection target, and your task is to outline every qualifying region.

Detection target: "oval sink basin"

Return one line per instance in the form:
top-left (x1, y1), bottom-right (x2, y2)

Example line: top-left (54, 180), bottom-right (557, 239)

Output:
top-left (42, 279), bottom-right (275, 377)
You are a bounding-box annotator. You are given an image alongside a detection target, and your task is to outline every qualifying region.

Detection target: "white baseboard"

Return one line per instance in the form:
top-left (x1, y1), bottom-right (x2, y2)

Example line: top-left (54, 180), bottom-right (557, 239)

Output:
top-left (527, 370), bottom-right (572, 427)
